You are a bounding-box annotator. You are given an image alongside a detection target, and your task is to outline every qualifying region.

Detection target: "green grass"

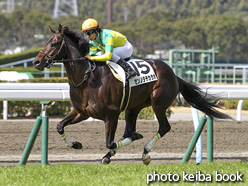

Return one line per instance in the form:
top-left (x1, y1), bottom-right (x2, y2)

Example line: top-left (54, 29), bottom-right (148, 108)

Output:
top-left (0, 162), bottom-right (247, 186)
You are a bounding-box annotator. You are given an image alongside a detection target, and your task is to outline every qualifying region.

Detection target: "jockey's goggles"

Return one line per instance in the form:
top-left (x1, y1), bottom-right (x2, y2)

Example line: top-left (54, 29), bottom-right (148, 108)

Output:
top-left (85, 30), bottom-right (95, 36)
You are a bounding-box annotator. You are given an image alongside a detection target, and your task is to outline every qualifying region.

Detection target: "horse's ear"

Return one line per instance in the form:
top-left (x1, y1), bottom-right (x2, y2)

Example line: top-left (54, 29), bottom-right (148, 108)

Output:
top-left (49, 25), bottom-right (56, 35)
top-left (58, 24), bottom-right (63, 35)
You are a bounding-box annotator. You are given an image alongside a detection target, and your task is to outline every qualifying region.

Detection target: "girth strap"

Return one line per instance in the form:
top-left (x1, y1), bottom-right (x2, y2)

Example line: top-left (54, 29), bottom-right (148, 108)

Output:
top-left (120, 80), bottom-right (131, 112)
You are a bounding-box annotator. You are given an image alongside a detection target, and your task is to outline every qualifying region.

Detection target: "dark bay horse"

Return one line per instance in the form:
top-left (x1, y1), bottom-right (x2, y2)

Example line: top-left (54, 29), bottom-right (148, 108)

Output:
top-left (33, 24), bottom-right (231, 165)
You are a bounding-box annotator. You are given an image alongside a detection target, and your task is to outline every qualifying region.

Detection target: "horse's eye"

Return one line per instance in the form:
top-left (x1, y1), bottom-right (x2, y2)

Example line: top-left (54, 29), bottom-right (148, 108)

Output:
top-left (51, 43), bottom-right (56, 47)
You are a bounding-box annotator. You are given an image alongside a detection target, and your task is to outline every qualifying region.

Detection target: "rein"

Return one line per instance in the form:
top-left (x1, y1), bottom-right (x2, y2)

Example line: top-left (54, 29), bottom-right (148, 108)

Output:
top-left (39, 34), bottom-right (66, 68)
top-left (70, 60), bottom-right (96, 88)
top-left (39, 33), bottom-right (96, 88)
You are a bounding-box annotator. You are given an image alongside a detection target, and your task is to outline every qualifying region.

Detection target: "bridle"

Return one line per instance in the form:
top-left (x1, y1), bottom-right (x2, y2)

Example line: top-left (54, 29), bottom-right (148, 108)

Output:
top-left (39, 33), bottom-right (96, 88)
top-left (39, 34), bottom-right (67, 68)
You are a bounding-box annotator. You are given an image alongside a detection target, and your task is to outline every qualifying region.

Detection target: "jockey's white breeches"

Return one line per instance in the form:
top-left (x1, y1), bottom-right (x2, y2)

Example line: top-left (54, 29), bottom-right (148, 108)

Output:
top-left (96, 40), bottom-right (133, 63)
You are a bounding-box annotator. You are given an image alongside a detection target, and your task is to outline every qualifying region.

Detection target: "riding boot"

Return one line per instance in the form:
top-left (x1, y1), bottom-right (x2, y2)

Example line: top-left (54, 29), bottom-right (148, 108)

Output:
top-left (117, 58), bottom-right (137, 80)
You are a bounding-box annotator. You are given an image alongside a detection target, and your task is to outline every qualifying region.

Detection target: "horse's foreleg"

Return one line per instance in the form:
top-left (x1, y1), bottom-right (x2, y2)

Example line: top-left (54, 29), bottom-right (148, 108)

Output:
top-left (104, 119), bottom-right (118, 149)
top-left (57, 109), bottom-right (77, 135)
top-left (101, 115), bottom-right (122, 164)
top-left (102, 129), bottom-right (144, 164)
top-left (57, 108), bottom-right (89, 149)
top-left (104, 108), bottom-right (143, 162)
top-left (101, 107), bottom-right (145, 165)
top-left (101, 136), bottom-right (132, 164)
top-left (123, 106), bottom-right (148, 139)
top-left (106, 108), bottom-right (143, 159)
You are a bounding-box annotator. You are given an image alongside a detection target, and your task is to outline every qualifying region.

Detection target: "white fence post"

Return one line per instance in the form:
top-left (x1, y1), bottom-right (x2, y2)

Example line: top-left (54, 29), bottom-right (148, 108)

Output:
top-left (237, 100), bottom-right (244, 121)
top-left (3, 101), bottom-right (8, 120)
top-left (191, 106), bottom-right (202, 164)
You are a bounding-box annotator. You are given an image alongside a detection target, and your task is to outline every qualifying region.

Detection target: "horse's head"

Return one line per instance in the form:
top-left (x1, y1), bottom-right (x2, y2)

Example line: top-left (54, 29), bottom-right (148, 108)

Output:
top-left (33, 24), bottom-right (66, 71)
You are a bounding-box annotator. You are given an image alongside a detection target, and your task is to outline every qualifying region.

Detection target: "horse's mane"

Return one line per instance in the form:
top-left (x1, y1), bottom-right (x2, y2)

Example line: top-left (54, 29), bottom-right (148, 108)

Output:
top-left (62, 25), bottom-right (89, 56)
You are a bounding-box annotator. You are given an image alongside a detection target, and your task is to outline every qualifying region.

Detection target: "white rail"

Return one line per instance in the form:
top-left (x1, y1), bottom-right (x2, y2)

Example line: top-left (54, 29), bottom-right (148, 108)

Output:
top-left (0, 83), bottom-right (70, 101)
top-left (0, 83), bottom-right (248, 120)
top-left (199, 85), bottom-right (248, 100)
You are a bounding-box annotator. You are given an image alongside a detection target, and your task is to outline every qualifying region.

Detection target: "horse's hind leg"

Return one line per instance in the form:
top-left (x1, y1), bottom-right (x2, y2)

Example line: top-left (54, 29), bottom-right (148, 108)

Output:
top-left (57, 108), bottom-right (89, 149)
top-left (142, 95), bottom-right (175, 165)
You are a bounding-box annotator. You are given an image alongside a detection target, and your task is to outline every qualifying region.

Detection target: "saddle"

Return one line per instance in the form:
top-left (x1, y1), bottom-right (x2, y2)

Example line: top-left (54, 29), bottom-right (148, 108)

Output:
top-left (106, 61), bottom-right (130, 112)
top-left (106, 59), bottom-right (158, 112)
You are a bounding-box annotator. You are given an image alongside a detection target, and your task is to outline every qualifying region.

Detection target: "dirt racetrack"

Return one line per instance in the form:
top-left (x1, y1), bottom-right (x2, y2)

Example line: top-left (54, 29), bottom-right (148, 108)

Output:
top-left (1, 119), bottom-right (248, 166)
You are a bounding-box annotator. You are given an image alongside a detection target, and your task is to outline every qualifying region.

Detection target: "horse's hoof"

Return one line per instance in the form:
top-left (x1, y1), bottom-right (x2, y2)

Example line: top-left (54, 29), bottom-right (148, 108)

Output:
top-left (100, 157), bottom-right (111, 165)
top-left (72, 141), bottom-right (83, 149)
top-left (142, 154), bottom-right (151, 166)
top-left (143, 157), bottom-right (151, 166)
top-left (131, 132), bottom-right (143, 141)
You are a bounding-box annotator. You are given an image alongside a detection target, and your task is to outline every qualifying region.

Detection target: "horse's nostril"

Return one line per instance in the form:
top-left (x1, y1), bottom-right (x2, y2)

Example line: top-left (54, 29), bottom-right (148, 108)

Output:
top-left (33, 59), bottom-right (40, 67)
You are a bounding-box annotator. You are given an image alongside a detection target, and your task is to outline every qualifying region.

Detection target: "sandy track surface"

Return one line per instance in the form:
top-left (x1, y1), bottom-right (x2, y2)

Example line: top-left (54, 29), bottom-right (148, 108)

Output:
top-left (1, 119), bottom-right (247, 166)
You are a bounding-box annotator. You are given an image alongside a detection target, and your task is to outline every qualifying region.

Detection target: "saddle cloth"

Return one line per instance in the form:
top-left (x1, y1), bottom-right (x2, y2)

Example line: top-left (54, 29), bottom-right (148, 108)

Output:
top-left (106, 59), bottom-right (158, 111)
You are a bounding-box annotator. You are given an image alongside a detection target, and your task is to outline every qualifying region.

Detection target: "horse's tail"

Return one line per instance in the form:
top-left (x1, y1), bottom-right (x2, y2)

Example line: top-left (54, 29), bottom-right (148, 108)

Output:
top-left (177, 77), bottom-right (232, 119)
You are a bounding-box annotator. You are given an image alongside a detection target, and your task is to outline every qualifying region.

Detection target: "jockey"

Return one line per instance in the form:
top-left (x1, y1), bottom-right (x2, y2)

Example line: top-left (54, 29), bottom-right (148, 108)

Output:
top-left (82, 18), bottom-right (137, 80)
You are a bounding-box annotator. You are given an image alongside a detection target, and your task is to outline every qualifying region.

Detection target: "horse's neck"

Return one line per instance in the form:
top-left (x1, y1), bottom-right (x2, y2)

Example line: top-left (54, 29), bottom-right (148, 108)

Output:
top-left (63, 40), bottom-right (89, 85)
top-left (64, 59), bottom-right (89, 84)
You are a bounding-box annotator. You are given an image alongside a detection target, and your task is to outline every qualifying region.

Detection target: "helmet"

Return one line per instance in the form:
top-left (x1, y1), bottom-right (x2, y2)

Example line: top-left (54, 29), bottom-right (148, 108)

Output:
top-left (81, 18), bottom-right (100, 32)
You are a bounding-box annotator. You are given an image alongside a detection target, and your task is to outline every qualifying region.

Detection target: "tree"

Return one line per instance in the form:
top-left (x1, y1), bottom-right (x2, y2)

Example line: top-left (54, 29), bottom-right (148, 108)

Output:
top-left (171, 15), bottom-right (248, 63)
top-left (5, 9), bottom-right (25, 50)
top-left (21, 9), bottom-right (54, 48)
top-left (128, 12), bottom-right (175, 56)
top-left (205, 15), bottom-right (248, 63)
top-left (56, 15), bottom-right (85, 32)
top-left (0, 14), bottom-right (11, 50)
top-left (172, 18), bottom-right (208, 48)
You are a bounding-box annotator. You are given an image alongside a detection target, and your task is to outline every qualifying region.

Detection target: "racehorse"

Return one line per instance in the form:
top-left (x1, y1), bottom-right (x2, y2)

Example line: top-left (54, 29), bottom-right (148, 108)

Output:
top-left (32, 24), bottom-right (231, 165)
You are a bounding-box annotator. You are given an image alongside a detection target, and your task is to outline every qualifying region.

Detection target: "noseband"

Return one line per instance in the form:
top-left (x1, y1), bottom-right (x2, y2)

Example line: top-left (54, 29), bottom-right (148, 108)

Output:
top-left (39, 34), bottom-right (66, 68)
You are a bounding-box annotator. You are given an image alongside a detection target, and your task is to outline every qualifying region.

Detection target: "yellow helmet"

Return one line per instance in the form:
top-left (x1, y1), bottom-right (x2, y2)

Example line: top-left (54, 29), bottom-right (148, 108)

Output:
top-left (81, 18), bottom-right (100, 32)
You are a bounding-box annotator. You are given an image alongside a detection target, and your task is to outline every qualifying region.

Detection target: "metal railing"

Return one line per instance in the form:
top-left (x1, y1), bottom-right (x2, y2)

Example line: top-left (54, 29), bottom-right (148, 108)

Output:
top-left (1, 83), bottom-right (248, 120)
top-left (1, 57), bottom-right (248, 83)
top-left (0, 58), bottom-right (66, 78)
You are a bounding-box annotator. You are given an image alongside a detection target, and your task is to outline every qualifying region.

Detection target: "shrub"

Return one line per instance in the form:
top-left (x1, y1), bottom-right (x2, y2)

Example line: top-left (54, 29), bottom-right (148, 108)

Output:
top-left (0, 101), bottom-right (72, 118)
top-left (224, 100), bottom-right (248, 110)
top-left (17, 77), bottom-right (68, 83)
top-left (0, 47), bottom-right (43, 65)
top-left (118, 106), bottom-right (172, 120)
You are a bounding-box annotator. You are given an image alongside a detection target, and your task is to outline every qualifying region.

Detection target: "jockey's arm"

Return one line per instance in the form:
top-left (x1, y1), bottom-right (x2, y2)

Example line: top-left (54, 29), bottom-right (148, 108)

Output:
top-left (90, 51), bottom-right (113, 61)
top-left (88, 45), bottom-right (97, 56)
top-left (87, 37), bottom-right (114, 62)
top-left (85, 51), bottom-right (113, 61)
top-left (85, 46), bottom-right (99, 60)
